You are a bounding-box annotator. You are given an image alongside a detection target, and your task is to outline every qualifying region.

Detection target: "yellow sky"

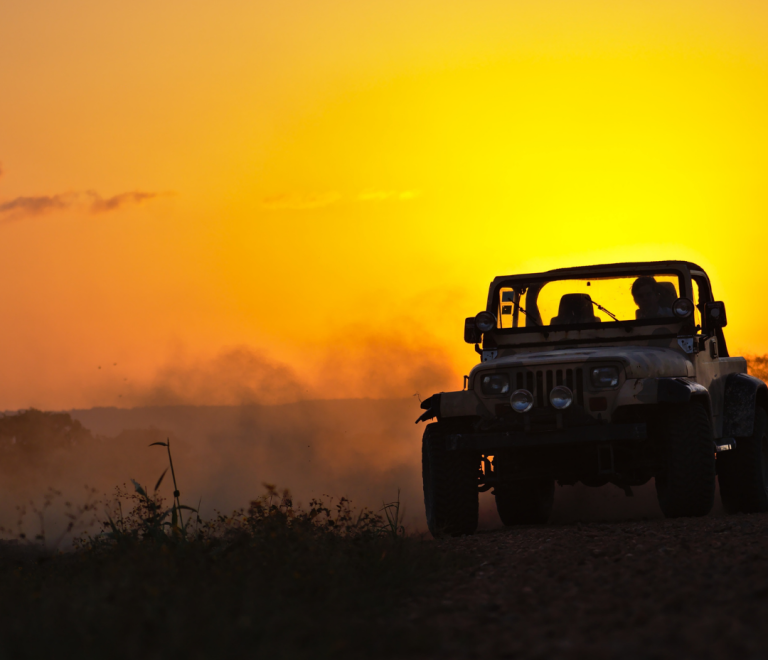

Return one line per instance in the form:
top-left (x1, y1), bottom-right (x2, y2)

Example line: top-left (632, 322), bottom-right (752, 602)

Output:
top-left (0, 0), bottom-right (767, 408)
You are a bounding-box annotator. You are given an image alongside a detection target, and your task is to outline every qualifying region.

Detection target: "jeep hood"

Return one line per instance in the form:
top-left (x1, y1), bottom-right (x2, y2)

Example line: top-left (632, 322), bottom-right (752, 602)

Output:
top-left (471, 346), bottom-right (694, 380)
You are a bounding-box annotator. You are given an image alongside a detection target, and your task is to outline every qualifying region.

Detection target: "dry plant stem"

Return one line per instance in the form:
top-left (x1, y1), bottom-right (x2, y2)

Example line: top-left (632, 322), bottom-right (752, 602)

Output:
top-left (380, 489), bottom-right (405, 539)
top-left (165, 437), bottom-right (183, 529)
top-left (149, 438), bottom-right (184, 529)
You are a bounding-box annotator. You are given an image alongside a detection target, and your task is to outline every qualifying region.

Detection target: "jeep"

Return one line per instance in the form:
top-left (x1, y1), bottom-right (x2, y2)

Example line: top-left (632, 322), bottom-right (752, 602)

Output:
top-left (417, 261), bottom-right (768, 537)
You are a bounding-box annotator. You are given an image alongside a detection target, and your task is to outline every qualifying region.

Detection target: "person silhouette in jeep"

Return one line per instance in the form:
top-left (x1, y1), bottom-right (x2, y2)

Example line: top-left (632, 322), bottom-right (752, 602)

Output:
top-left (632, 276), bottom-right (674, 319)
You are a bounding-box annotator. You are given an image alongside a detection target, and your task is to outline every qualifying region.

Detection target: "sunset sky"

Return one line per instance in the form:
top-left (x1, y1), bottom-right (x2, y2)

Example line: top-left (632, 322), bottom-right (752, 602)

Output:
top-left (1, 0), bottom-right (767, 409)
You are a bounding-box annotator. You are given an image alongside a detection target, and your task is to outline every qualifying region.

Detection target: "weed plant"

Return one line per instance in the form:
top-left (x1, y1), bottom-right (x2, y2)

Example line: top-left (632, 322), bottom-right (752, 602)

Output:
top-left (0, 440), bottom-right (462, 660)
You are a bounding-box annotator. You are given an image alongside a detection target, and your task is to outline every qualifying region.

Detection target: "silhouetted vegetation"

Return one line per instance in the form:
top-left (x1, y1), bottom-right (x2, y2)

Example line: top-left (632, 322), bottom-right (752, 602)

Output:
top-left (0, 439), bottom-right (463, 659)
top-left (0, 409), bottom-right (94, 458)
top-left (747, 354), bottom-right (768, 383)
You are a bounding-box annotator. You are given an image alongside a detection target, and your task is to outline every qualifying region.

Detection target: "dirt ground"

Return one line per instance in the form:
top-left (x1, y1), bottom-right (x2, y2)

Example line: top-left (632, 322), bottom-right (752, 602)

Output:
top-left (405, 512), bottom-right (768, 660)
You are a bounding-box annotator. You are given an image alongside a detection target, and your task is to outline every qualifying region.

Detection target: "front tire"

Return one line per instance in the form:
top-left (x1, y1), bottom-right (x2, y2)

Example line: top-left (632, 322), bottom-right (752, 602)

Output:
top-left (422, 423), bottom-right (479, 537)
top-left (654, 401), bottom-right (716, 518)
top-left (718, 408), bottom-right (768, 513)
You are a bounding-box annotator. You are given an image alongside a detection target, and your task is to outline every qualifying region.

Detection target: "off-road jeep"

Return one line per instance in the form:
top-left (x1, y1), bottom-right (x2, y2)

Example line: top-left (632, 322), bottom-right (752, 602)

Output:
top-left (417, 261), bottom-right (768, 537)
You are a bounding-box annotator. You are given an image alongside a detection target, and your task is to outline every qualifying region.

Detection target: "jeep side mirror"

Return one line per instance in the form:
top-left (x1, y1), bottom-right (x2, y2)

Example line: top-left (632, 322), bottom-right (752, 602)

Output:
top-left (705, 301), bottom-right (727, 328)
top-left (464, 317), bottom-right (482, 344)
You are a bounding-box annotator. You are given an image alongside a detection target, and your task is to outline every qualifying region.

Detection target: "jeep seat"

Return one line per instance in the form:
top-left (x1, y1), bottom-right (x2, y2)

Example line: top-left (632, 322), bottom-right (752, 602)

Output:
top-left (550, 293), bottom-right (601, 325)
top-left (657, 281), bottom-right (677, 308)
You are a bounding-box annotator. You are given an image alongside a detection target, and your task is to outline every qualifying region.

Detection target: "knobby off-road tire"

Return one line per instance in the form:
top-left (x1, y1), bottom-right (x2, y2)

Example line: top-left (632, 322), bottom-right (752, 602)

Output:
top-left (654, 401), bottom-right (716, 518)
top-left (718, 408), bottom-right (768, 513)
top-left (422, 423), bottom-right (479, 537)
top-left (493, 478), bottom-right (554, 526)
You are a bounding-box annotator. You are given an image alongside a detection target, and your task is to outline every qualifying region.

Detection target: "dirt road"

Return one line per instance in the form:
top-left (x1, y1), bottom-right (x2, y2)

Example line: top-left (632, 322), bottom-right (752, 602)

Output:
top-left (407, 513), bottom-right (768, 659)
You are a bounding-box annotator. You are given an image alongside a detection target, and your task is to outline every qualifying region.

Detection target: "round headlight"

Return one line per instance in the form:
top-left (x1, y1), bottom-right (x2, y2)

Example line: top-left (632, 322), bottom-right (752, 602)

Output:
top-left (475, 311), bottom-right (497, 333)
top-left (590, 367), bottom-right (619, 389)
top-left (481, 374), bottom-right (510, 395)
top-left (509, 389), bottom-right (534, 413)
top-left (672, 297), bottom-right (694, 319)
top-left (549, 385), bottom-right (573, 410)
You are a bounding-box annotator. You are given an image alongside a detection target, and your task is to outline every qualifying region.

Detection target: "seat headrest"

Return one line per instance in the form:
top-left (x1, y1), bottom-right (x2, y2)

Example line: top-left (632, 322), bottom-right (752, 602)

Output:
top-left (558, 293), bottom-right (593, 317)
top-left (656, 282), bottom-right (677, 308)
top-left (551, 293), bottom-right (599, 325)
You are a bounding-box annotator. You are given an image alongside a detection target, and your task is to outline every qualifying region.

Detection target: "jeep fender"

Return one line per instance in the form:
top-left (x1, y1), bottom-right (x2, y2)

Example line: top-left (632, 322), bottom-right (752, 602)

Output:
top-left (415, 390), bottom-right (489, 424)
top-left (416, 393), bottom-right (442, 424)
top-left (620, 377), bottom-right (711, 409)
top-left (440, 390), bottom-right (488, 419)
top-left (722, 372), bottom-right (768, 437)
top-left (657, 378), bottom-right (711, 409)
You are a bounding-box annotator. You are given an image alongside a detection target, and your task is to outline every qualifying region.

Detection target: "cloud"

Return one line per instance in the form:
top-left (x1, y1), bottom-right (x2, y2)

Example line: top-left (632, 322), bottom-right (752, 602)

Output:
top-left (87, 190), bottom-right (159, 213)
top-left (0, 193), bottom-right (76, 218)
top-left (357, 189), bottom-right (420, 202)
top-left (261, 189), bottom-right (420, 210)
top-left (0, 189), bottom-right (161, 222)
top-left (262, 192), bottom-right (341, 210)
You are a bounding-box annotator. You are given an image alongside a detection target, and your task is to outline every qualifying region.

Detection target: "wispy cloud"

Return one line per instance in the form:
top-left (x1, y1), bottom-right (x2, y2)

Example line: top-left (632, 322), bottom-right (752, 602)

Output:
top-left (0, 189), bottom-right (162, 222)
top-left (0, 193), bottom-right (76, 218)
top-left (262, 189), bottom-right (420, 210)
top-left (357, 189), bottom-right (420, 202)
top-left (261, 191), bottom-right (342, 210)
top-left (87, 191), bottom-right (159, 213)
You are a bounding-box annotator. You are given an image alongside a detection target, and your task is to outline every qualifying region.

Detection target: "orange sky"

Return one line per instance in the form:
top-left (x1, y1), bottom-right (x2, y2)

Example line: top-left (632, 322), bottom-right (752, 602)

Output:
top-left (1, 0), bottom-right (767, 409)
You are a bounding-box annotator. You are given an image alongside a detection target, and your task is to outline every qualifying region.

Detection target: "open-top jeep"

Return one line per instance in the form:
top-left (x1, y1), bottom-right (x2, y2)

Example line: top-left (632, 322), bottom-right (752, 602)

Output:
top-left (417, 261), bottom-right (768, 537)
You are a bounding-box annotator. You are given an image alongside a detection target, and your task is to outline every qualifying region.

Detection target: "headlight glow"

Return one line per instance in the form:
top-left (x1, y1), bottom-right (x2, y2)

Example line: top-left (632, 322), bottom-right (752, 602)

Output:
top-left (549, 385), bottom-right (573, 410)
top-left (590, 367), bottom-right (619, 389)
top-left (509, 389), bottom-right (534, 413)
top-left (481, 374), bottom-right (509, 395)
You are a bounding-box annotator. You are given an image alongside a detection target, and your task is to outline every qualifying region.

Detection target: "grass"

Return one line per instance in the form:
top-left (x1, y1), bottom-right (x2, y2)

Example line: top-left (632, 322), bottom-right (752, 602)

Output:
top-left (0, 440), bottom-right (464, 660)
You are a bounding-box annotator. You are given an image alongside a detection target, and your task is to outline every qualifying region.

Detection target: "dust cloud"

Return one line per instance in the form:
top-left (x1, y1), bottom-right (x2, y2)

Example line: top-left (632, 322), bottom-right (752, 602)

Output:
top-left (2, 351), bottom-right (760, 543)
top-left (99, 325), bottom-right (460, 408)
top-left (0, 326), bottom-right (464, 542)
top-left (0, 401), bottom-right (676, 545)
top-left (121, 347), bottom-right (307, 407)
top-left (0, 400), bottom-right (432, 543)
top-left (74, 399), bottom-right (428, 523)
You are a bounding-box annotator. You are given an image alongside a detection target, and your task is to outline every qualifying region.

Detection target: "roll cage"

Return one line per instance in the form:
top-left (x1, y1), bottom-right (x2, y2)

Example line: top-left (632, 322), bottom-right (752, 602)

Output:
top-left (482, 260), bottom-right (727, 354)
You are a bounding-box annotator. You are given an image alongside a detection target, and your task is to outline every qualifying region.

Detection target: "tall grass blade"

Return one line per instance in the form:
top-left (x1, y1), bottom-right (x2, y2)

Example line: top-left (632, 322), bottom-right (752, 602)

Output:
top-left (379, 489), bottom-right (405, 539)
top-left (154, 468), bottom-right (168, 492)
top-left (165, 438), bottom-right (183, 529)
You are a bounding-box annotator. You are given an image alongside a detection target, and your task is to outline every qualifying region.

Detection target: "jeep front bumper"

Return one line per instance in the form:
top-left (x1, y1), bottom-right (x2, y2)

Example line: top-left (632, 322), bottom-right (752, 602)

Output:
top-left (444, 422), bottom-right (647, 451)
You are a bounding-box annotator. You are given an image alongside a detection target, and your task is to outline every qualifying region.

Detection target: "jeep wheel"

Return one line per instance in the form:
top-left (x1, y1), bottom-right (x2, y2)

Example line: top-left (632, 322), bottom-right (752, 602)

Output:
top-left (654, 401), bottom-right (716, 518)
top-left (718, 408), bottom-right (768, 513)
top-left (422, 423), bottom-right (479, 537)
top-left (494, 478), bottom-right (554, 526)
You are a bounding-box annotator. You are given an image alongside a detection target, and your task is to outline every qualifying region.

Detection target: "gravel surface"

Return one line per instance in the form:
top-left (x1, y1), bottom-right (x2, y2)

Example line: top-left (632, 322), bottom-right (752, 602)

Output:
top-left (406, 513), bottom-right (768, 660)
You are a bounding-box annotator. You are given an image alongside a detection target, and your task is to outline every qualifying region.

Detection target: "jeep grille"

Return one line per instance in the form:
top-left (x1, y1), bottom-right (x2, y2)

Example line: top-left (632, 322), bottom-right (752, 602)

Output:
top-left (512, 368), bottom-right (585, 409)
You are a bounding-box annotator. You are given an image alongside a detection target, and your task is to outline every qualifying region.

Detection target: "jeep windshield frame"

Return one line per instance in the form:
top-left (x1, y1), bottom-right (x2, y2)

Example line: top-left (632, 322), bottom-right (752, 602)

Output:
top-left (484, 262), bottom-right (696, 348)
